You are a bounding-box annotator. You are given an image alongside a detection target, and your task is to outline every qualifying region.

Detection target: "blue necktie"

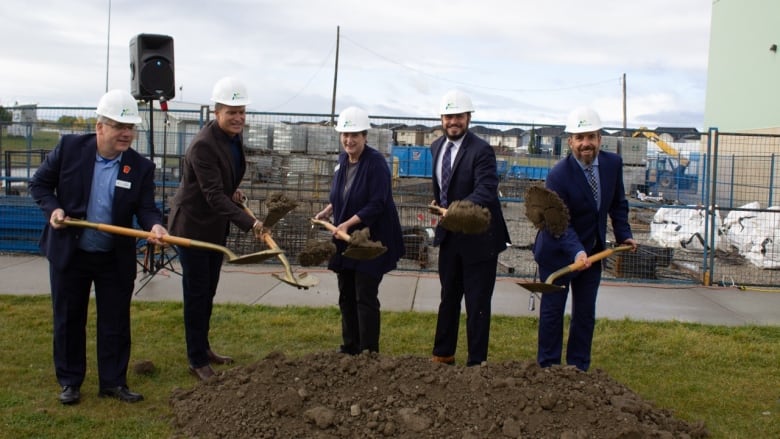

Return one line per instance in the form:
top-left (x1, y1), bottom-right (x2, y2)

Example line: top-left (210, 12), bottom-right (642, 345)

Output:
top-left (440, 142), bottom-right (454, 207)
top-left (585, 165), bottom-right (599, 205)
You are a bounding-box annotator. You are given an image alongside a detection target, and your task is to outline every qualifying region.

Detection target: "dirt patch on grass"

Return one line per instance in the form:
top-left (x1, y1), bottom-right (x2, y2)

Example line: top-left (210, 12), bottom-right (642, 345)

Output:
top-left (169, 351), bottom-right (708, 438)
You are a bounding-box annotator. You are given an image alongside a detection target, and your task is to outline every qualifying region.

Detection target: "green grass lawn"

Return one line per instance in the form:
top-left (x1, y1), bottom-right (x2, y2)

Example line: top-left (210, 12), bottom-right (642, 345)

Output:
top-left (1, 295), bottom-right (778, 438)
top-left (1, 130), bottom-right (61, 151)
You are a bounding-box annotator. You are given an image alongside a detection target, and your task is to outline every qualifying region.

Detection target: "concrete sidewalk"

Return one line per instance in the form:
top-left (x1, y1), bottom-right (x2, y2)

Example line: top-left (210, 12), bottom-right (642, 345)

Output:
top-left (1, 254), bottom-right (778, 326)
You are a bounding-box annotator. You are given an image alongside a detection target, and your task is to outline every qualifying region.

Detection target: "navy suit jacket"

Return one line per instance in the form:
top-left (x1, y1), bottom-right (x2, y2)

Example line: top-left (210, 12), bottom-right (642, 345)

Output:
top-left (29, 134), bottom-right (162, 276)
top-left (533, 150), bottom-right (632, 271)
top-left (431, 131), bottom-right (510, 260)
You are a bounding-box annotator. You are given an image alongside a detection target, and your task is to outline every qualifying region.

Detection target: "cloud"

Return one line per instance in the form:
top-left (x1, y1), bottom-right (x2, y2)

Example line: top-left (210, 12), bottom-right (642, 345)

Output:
top-left (0, 0), bottom-right (712, 129)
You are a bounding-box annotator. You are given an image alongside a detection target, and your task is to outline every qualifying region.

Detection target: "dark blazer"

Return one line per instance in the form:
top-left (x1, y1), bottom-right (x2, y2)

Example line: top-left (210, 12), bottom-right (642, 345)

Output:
top-left (431, 131), bottom-right (510, 260)
top-left (29, 134), bottom-right (162, 276)
top-left (328, 146), bottom-right (404, 276)
top-left (168, 120), bottom-right (254, 243)
top-left (533, 150), bottom-right (633, 270)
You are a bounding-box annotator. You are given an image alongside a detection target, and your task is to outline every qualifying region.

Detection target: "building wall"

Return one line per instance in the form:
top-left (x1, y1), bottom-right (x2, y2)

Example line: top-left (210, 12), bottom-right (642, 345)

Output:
top-left (704, 0), bottom-right (780, 132)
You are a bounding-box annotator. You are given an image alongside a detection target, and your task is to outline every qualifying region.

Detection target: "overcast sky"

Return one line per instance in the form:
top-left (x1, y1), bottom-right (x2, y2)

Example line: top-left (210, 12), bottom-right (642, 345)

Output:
top-left (0, 0), bottom-right (712, 129)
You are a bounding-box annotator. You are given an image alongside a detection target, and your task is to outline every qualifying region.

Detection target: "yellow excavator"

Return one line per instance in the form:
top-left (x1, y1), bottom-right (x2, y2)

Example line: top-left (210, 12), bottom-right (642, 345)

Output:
top-left (633, 127), bottom-right (696, 192)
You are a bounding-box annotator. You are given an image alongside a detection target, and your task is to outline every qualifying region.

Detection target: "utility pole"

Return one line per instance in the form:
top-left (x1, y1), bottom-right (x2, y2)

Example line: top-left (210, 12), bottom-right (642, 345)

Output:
top-left (330, 26), bottom-right (340, 125)
top-left (622, 73), bottom-right (627, 137)
top-left (105, 0), bottom-right (112, 92)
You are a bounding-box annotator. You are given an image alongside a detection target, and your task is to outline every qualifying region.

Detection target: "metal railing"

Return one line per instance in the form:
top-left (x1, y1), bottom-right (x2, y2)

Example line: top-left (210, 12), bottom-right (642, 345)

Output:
top-left (2, 107), bottom-right (779, 290)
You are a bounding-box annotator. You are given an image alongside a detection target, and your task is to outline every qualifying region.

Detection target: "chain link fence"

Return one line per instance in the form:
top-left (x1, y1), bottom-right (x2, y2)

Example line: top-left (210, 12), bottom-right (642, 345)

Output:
top-left (2, 105), bottom-right (779, 289)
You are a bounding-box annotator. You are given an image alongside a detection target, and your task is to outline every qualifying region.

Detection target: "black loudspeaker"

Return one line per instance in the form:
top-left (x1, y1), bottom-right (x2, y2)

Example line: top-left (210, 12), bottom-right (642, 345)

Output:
top-left (130, 34), bottom-right (175, 100)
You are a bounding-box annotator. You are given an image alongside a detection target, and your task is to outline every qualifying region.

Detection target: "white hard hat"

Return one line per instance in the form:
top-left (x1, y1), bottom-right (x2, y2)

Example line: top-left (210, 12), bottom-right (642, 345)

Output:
top-left (439, 90), bottom-right (475, 115)
top-left (95, 89), bottom-right (142, 124)
top-left (335, 106), bottom-right (371, 132)
top-left (211, 76), bottom-right (251, 106)
top-left (565, 107), bottom-right (603, 133)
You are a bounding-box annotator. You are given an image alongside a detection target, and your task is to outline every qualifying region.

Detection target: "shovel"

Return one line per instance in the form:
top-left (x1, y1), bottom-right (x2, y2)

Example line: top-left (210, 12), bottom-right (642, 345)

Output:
top-left (426, 201), bottom-right (490, 234)
top-left (60, 219), bottom-right (281, 264)
top-left (239, 199), bottom-right (319, 289)
top-left (309, 219), bottom-right (387, 260)
top-left (517, 245), bottom-right (633, 293)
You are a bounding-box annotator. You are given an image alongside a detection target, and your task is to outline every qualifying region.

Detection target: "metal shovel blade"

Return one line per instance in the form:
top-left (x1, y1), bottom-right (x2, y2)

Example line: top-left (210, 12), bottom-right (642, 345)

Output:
top-left (516, 281), bottom-right (566, 294)
top-left (518, 244), bottom-right (634, 294)
top-left (272, 271), bottom-right (320, 290)
top-left (342, 245), bottom-right (387, 260)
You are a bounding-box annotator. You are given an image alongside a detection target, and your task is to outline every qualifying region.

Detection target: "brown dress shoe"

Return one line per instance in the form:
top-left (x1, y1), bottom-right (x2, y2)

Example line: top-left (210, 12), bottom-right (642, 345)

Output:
top-left (189, 364), bottom-right (216, 381)
top-left (432, 355), bottom-right (455, 365)
top-left (207, 349), bottom-right (234, 365)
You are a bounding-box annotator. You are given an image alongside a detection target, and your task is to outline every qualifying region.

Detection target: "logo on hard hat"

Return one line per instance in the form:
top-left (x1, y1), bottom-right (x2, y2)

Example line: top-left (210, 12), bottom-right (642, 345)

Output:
top-left (231, 92), bottom-right (243, 101)
top-left (121, 108), bottom-right (132, 116)
top-left (342, 119), bottom-right (355, 127)
top-left (445, 102), bottom-right (457, 110)
top-left (577, 119), bottom-right (591, 128)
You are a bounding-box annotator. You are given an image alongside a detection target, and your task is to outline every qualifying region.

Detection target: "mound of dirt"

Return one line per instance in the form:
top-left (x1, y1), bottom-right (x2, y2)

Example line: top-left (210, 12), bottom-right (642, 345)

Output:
top-left (169, 351), bottom-right (708, 438)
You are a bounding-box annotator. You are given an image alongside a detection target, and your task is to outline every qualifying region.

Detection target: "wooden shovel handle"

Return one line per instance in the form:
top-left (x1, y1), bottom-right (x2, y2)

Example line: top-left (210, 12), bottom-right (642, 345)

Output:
top-left (62, 218), bottom-right (193, 247)
top-left (310, 218), bottom-right (352, 242)
top-left (544, 244), bottom-right (634, 284)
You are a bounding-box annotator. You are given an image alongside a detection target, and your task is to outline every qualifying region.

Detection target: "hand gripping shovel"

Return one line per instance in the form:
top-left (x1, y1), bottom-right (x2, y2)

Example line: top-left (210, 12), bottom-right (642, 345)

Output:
top-left (309, 219), bottom-right (387, 260)
top-left (239, 199), bottom-right (319, 289)
top-left (60, 219), bottom-right (281, 264)
top-left (517, 245), bottom-right (633, 293)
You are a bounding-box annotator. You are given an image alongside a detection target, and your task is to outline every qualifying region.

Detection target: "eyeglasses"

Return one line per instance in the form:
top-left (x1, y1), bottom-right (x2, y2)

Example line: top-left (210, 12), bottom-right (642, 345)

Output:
top-left (102, 121), bottom-right (136, 132)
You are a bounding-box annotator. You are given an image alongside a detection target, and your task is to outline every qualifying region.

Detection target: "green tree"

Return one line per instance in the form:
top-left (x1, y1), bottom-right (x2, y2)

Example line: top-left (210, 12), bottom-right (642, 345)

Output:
top-left (57, 115), bottom-right (77, 127)
top-left (527, 126), bottom-right (540, 155)
top-left (0, 105), bottom-right (11, 122)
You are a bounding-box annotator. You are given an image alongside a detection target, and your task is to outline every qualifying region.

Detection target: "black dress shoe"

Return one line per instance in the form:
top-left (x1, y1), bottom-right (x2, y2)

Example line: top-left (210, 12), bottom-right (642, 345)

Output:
top-left (207, 349), bottom-right (234, 365)
top-left (189, 364), bottom-right (216, 381)
top-left (98, 386), bottom-right (144, 403)
top-left (59, 385), bottom-right (81, 405)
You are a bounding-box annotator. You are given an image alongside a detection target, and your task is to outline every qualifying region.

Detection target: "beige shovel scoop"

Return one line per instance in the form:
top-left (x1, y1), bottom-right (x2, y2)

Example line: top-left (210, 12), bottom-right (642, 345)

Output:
top-left (60, 219), bottom-right (281, 264)
top-left (517, 245), bottom-right (634, 293)
top-left (426, 200), bottom-right (491, 234)
top-left (309, 219), bottom-right (387, 260)
top-left (239, 199), bottom-right (319, 289)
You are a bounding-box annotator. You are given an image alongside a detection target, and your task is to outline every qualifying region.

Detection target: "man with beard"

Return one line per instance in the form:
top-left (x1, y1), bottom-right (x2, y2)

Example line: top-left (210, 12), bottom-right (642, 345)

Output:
top-left (533, 106), bottom-right (638, 371)
top-left (429, 90), bottom-right (510, 367)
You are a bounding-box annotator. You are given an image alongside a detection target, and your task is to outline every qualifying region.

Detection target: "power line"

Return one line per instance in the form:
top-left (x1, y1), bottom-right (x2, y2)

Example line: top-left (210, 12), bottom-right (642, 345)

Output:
top-left (340, 34), bottom-right (620, 94)
top-left (266, 42), bottom-right (337, 111)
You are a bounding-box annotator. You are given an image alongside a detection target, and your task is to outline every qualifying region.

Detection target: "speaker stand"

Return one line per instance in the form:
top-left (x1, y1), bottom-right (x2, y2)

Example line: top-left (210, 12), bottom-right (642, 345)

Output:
top-left (134, 99), bottom-right (180, 295)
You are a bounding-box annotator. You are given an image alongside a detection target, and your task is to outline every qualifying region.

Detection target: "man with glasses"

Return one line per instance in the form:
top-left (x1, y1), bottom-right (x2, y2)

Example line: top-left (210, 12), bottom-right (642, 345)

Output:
top-left (30, 89), bottom-right (168, 405)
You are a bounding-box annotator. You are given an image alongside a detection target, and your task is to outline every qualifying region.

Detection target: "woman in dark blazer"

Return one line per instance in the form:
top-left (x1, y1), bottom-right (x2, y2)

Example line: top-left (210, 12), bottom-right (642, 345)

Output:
top-left (315, 106), bottom-right (404, 354)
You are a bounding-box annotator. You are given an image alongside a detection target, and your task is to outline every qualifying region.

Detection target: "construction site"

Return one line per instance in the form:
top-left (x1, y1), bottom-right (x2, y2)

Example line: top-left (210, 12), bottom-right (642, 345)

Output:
top-left (2, 104), bottom-right (780, 291)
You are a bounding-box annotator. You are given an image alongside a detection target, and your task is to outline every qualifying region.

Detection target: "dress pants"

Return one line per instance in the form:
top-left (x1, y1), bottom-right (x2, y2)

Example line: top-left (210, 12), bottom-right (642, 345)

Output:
top-left (537, 261), bottom-right (602, 371)
top-left (50, 249), bottom-right (134, 389)
top-left (432, 238), bottom-right (497, 366)
top-left (336, 269), bottom-right (382, 354)
top-left (178, 246), bottom-right (223, 368)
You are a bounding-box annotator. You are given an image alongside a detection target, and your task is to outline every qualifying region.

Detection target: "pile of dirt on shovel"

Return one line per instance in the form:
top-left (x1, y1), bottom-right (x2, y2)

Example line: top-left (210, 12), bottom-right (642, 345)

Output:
top-left (169, 351), bottom-right (709, 438)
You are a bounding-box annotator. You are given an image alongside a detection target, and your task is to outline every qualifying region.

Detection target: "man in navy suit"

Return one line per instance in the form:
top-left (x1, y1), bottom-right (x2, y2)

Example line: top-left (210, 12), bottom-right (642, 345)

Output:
top-left (29, 90), bottom-right (168, 404)
top-left (533, 106), bottom-right (638, 371)
top-left (430, 90), bottom-right (511, 367)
